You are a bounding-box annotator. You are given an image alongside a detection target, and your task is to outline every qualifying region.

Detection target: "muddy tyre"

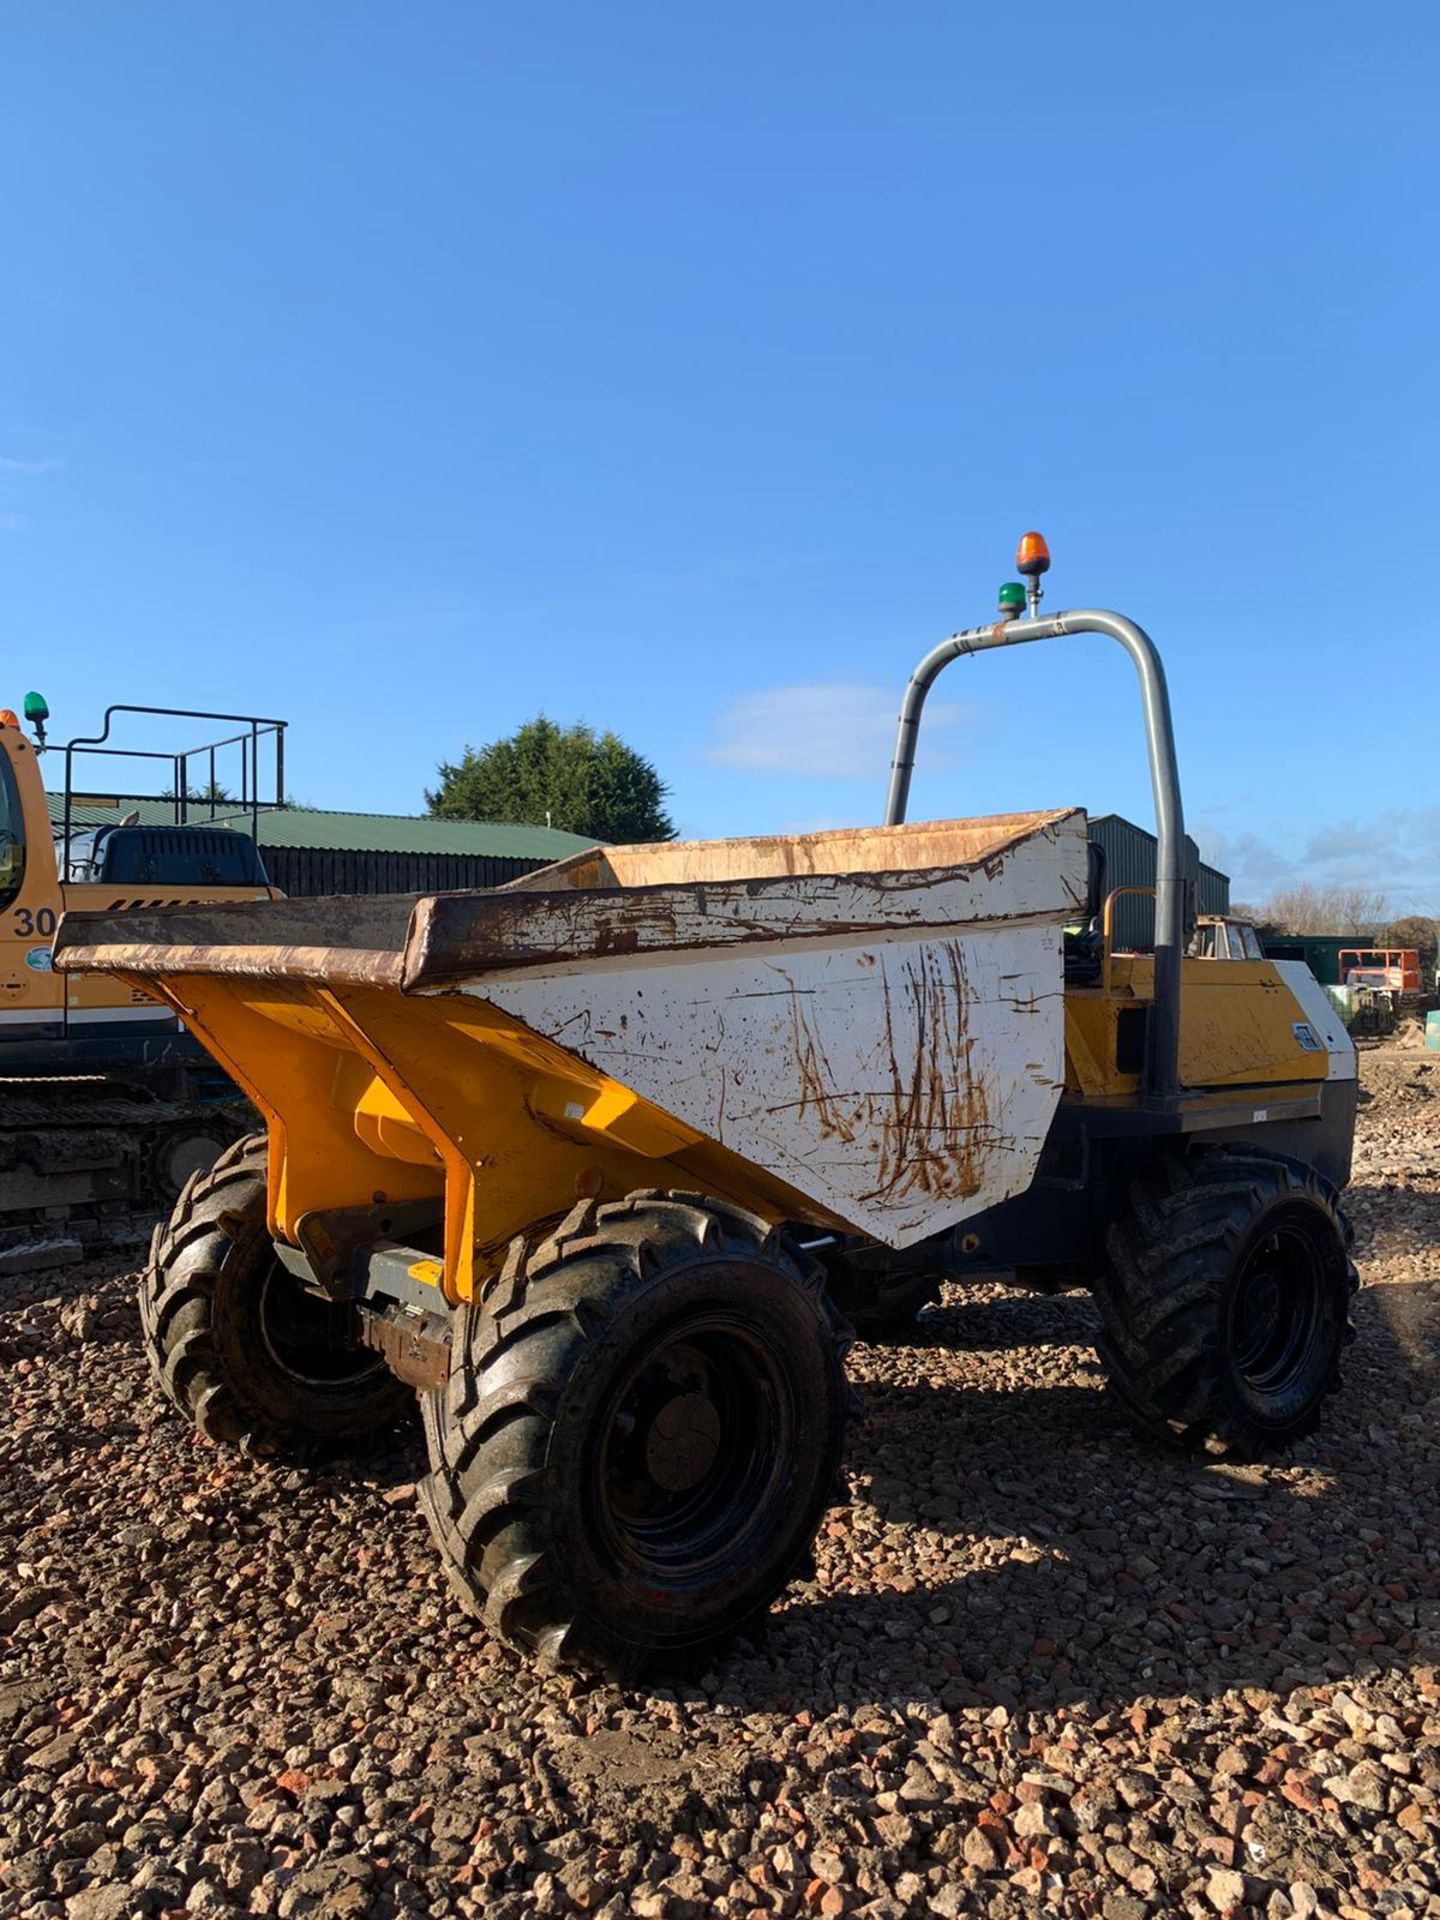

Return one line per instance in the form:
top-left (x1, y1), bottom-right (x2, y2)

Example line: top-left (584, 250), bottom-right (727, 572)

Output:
top-left (141, 1133), bottom-right (412, 1452)
top-left (1094, 1149), bottom-right (1357, 1459)
top-left (419, 1192), bottom-right (851, 1677)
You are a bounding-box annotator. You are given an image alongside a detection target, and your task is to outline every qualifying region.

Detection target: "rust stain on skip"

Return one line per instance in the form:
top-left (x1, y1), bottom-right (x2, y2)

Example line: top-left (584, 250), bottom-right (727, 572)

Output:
top-left (55, 939), bottom-right (404, 988)
top-left (860, 940), bottom-right (992, 1208)
top-left (787, 979), bottom-right (860, 1148)
top-left (774, 939), bottom-right (994, 1209)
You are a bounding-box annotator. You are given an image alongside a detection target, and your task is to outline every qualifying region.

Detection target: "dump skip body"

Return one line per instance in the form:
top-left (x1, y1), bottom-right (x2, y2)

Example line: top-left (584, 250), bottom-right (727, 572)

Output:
top-left (55, 808), bottom-right (1088, 1299)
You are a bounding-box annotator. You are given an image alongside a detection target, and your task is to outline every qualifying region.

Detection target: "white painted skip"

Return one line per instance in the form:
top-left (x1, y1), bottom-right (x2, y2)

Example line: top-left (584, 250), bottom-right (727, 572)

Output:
top-left (455, 816), bottom-right (1087, 1249)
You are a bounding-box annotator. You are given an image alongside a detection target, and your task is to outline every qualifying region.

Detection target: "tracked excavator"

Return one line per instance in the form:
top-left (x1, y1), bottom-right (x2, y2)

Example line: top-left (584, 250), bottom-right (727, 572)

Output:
top-left (0, 692), bottom-right (282, 1255)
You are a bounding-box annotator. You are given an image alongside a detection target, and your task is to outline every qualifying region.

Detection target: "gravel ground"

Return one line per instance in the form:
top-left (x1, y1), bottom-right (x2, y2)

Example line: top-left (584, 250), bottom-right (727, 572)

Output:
top-left (3, 1036), bottom-right (1439, 1920)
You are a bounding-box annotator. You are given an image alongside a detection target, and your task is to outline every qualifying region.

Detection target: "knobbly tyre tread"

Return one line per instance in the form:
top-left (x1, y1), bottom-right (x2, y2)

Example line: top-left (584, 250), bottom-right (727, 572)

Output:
top-left (1093, 1148), bottom-right (1358, 1459)
top-left (140, 1131), bottom-right (411, 1455)
top-left (140, 1135), bottom-right (267, 1444)
top-left (419, 1190), bottom-right (855, 1678)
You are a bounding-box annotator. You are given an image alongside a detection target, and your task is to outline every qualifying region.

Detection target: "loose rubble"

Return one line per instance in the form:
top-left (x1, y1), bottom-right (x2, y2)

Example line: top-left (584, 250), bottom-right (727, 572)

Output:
top-left (3, 1038), bottom-right (1438, 1918)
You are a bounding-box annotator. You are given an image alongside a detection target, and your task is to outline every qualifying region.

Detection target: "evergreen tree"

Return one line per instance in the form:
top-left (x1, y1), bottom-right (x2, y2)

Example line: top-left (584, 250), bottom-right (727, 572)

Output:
top-left (427, 716), bottom-right (675, 843)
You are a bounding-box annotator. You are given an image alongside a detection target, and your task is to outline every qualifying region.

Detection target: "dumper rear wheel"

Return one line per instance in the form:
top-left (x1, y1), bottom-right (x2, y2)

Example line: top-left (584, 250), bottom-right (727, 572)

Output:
top-left (1094, 1149), bottom-right (1357, 1459)
top-left (419, 1192), bottom-right (850, 1677)
top-left (141, 1134), bottom-right (412, 1453)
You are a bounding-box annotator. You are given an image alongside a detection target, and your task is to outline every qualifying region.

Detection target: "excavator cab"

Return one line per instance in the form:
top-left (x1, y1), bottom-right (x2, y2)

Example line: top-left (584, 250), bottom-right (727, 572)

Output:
top-left (0, 697), bottom-right (285, 1246)
top-left (0, 740), bottom-right (28, 913)
top-left (62, 822), bottom-right (269, 888)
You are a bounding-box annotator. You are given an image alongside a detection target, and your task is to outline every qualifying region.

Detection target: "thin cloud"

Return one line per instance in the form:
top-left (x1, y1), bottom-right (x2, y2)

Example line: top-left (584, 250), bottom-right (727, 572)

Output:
top-left (1300, 808), bottom-right (1440, 876)
top-left (0, 454), bottom-right (58, 532)
top-left (1196, 809), bottom-right (1440, 912)
top-left (707, 682), bottom-right (970, 781)
top-left (1192, 826), bottom-right (1294, 891)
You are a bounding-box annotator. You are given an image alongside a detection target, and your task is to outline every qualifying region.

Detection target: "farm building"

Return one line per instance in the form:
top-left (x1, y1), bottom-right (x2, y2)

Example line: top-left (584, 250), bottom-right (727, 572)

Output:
top-left (231, 806), bottom-right (595, 896)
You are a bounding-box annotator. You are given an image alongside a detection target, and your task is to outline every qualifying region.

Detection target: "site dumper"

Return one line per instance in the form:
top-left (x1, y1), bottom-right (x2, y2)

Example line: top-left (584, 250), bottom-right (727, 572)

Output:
top-left (54, 536), bottom-right (1359, 1676)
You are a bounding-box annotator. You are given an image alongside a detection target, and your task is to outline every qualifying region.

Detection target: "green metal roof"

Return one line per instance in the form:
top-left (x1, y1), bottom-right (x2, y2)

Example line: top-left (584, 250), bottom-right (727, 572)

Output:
top-left (251, 808), bottom-right (595, 859)
top-left (47, 796), bottom-right (596, 861)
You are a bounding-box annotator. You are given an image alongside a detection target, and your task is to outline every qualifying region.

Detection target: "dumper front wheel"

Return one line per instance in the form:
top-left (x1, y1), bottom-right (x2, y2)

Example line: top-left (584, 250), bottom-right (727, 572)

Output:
top-left (420, 1193), bottom-right (850, 1677)
top-left (141, 1134), bottom-right (412, 1453)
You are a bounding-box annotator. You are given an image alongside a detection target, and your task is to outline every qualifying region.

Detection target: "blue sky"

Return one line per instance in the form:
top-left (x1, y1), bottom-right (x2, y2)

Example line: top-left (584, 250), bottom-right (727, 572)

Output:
top-left (5, 4), bottom-right (1437, 911)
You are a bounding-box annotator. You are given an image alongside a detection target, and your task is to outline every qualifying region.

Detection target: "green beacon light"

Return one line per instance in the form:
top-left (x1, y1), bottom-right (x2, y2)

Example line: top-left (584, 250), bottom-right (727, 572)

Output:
top-left (22, 691), bottom-right (49, 744)
top-left (997, 581), bottom-right (1027, 619)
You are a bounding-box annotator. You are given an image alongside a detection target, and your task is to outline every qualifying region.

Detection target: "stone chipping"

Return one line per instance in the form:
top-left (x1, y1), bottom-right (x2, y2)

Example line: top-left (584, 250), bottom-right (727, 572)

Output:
top-left (2, 1036), bottom-right (1438, 1919)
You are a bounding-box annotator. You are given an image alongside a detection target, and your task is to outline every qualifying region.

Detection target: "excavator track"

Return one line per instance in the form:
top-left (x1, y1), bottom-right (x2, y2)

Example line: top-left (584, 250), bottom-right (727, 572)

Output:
top-left (0, 1077), bottom-right (249, 1270)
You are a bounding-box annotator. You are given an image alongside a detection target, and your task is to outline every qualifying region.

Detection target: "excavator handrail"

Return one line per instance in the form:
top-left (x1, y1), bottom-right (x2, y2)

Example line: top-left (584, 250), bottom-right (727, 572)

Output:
top-left (54, 703), bottom-right (286, 864)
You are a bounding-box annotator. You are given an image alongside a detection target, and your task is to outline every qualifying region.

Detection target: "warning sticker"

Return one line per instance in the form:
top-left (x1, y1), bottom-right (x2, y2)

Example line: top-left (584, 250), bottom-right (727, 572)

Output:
top-left (1292, 1022), bottom-right (1322, 1051)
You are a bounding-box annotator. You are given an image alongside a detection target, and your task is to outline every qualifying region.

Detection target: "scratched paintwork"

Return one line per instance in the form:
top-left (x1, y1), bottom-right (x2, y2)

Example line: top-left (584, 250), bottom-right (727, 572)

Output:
top-left (53, 892), bottom-right (419, 985)
top-left (470, 922), bottom-right (1067, 1247)
top-left (445, 813), bottom-right (1085, 1247)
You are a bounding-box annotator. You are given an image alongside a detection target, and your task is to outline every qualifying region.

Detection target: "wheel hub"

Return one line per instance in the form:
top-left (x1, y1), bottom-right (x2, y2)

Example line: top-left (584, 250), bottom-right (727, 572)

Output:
top-left (257, 1262), bottom-right (388, 1391)
top-left (597, 1317), bottom-right (791, 1580)
top-left (1229, 1221), bottom-right (1327, 1400)
top-left (1237, 1269), bottom-right (1283, 1350)
top-left (644, 1390), bottom-right (722, 1491)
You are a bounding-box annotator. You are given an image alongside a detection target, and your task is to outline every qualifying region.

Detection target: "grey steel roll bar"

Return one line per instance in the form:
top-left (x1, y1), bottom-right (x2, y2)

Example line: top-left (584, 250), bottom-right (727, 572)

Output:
top-left (884, 607), bottom-right (1185, 1100)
